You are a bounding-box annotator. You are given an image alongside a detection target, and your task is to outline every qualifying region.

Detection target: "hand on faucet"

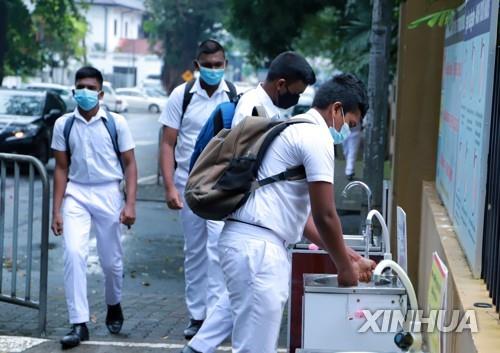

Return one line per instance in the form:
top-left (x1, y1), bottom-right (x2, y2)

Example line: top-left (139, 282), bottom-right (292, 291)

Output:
top-left (353, 257), bottom-right (376, 283)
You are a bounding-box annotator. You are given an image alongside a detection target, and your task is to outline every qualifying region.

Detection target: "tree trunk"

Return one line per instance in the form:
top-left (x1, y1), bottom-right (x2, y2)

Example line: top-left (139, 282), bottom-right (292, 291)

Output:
top-left (363, 0), bottom-right (392, 207)
top-left (0, 0), bottom-right (8, 86)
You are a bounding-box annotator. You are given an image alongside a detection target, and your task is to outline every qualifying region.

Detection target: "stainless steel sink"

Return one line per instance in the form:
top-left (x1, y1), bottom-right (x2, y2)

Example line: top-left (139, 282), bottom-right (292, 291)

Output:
top-left (293, 234), bottom-right (383, 254)
top-left (303, 274), bottom-right (405, 295)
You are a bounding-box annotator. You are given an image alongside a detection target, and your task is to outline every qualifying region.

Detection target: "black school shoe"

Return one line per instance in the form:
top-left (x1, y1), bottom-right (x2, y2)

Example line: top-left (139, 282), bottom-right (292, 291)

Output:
top-left (60, 323), bottom-right (89, 349)
top-left (106, 303), bottom-right (124, 334)
top-left (183, 318), bottom-right (204, 340)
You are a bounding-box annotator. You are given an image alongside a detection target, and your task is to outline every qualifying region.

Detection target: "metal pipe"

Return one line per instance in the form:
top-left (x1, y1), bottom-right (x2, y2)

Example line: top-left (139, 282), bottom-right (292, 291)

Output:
top-left (25, 164), bottom-right (35, 301)
top-left (342, 180), bottom-right (373, 211)
top-left (366, 209), bottom-right (391, 260)
top-left (0, 160), bottom-right (5, 292)
top-left (11, 162), bottom-right (20, 297)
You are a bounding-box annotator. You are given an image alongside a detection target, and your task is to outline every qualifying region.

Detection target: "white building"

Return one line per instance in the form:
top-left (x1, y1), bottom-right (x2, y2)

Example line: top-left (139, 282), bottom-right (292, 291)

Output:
top-left (79, 0), bottom-right (163, 88)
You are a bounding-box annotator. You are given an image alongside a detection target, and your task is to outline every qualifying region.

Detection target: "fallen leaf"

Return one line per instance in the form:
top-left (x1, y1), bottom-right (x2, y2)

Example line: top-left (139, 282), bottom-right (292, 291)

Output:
top-left (90, 314), bottom-right (97, 323)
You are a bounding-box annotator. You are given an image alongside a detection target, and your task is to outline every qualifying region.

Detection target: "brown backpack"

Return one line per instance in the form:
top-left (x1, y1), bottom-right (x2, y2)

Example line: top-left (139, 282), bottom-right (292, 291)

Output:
top-left (184, 114), bottom-right (312, 220)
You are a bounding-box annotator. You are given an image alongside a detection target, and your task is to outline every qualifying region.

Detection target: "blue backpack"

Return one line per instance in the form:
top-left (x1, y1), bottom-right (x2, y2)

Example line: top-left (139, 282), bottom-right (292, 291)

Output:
top-left (189, 94), bottom-right (244, 171)
top-left (63, 109), bottom-right (124, 172)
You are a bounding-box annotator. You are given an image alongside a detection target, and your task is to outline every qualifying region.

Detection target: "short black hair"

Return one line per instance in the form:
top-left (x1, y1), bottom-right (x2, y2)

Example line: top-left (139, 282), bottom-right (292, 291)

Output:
top-left (75, 66), bottom-right (104, 89)
top-left (312, 73), bottom-right (368, 117)
top-left (266, 51), bottom-right (316, 85)
top-left (196, 39), bottom-right (225, 60)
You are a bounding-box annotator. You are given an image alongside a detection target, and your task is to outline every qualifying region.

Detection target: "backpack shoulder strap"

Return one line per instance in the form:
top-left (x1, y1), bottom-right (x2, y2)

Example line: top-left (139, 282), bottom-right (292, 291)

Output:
top-left (63, 115), bottom-right (76, 157)
top-left (101, 109), bottom-right (124, 173)
top-left (181, 79), bottom-right (196, 124)
top-left (225, 80), bottom-right (238, 101)
top-left (250, 118), bottom-right (314, 190)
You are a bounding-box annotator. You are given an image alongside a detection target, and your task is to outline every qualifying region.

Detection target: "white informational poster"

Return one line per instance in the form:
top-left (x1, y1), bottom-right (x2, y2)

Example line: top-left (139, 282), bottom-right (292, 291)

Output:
top-left (435, 0), bottom-right (499, 276)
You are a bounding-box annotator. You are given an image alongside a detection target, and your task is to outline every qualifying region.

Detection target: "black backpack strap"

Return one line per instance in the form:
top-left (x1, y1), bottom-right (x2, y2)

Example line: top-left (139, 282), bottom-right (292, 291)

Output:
top-left (256, 165), bottom-right (306, 187)
top-left (225, 80), bottom-right (238, 101)
top-left (101, 109), bottom-right (124, 173)
top-left (180, 79), bottom-right (196, 125)
top-left (63, 115), bottom-right (76, 159)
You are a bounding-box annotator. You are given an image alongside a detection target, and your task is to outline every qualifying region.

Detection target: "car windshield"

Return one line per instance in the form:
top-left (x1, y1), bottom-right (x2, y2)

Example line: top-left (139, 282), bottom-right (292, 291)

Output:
top-left (0, 92), bottom-right (44, 116)
top-left (145, 88), bottom-right (166, 97)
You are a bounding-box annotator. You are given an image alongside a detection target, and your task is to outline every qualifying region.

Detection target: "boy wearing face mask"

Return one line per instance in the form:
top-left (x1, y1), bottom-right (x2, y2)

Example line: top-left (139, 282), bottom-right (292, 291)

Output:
top-left (159, 39), bottom-right (238, 340)
top-left (231, 51), bottom-right (316, 127)
top-left (51, 66), bottom-right (137, 349)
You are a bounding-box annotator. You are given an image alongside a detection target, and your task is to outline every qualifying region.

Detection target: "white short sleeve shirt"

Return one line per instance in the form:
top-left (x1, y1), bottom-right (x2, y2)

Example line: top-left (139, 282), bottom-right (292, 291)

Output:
top-left (158, 78), bottom-right (232, 187)
top-left (231, 84), bottom-right (282, 127)
top-left (230, 108), bottom-right (335, 244)
top-left (51, 107), bottom-right (135, 184)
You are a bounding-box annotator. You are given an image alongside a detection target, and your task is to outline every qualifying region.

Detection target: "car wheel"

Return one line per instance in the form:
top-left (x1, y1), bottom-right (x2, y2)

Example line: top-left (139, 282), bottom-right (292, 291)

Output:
top-left (36, 140), bottom-right (49, 164)
top-left (148, 104), bottom-right (160, 113)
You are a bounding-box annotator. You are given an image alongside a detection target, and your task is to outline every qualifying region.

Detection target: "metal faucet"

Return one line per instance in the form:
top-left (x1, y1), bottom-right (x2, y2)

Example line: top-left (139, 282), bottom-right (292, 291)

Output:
top-left (366, 209), bottom-right (392, 260)
top-left (342, 181), bottom-right (372, 212)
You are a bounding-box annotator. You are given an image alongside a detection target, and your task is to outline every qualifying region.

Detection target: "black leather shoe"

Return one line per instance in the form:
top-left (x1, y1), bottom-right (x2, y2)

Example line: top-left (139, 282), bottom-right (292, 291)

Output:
top-left (60, 323), bottom-right (89, 349)
top-left (183, 319), bottom-right (203, 340)
top-left (180, 345), bottom-right (201, 353)
top-left (106, 303), bottom-right (124, 334)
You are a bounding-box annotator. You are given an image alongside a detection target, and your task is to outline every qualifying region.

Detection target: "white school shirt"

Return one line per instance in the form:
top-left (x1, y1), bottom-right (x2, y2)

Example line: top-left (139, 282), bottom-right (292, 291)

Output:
top-left (51, 107), bottom-right (135, 184)
top-left (159, 78), bottom-right (231, 187)
top-left (230, 108), bottom-right (335, 245)
top-left (231, 84), bottom-right (282, 127)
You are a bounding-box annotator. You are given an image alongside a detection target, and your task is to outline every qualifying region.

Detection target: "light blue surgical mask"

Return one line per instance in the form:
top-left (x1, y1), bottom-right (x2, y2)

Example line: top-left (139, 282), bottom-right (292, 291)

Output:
top-left (74, 88), bottom-right (100, 111)
top-left (199, 66), bottom-right (225, 86)
top-left (329, 107), bottom-right (351, 144)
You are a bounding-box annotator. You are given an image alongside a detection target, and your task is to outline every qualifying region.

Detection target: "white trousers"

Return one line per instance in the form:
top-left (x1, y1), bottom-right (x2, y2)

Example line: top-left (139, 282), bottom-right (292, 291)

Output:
top-left (62, 181), bottom-right (123, 324)
top-left (178, 184), bottom-right (225, 320)
top-left (342, 126), bottom-right (362, 175)
top-left (218, 222), bottom-right (290, 353)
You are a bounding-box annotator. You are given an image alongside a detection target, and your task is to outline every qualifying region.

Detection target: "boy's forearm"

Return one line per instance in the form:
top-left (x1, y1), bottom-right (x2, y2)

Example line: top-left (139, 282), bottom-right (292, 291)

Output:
top-left (52, 167), bottom-right (68, 215)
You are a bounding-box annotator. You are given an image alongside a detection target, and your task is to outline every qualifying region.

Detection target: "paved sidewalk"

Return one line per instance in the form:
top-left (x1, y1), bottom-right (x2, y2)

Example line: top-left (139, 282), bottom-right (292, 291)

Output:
top-left (0, 159), bottom-right (366, 352)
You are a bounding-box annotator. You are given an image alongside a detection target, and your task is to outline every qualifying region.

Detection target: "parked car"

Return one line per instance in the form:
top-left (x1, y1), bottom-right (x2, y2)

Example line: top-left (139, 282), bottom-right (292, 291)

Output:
top-left (102, 81), bottom-right (128, 113)
top-left (116, 87), bottom-right (168, 113)
top-left (0, 89), bottom-right (66, 164)
top-left (25, 82), bottom-right (77, 112)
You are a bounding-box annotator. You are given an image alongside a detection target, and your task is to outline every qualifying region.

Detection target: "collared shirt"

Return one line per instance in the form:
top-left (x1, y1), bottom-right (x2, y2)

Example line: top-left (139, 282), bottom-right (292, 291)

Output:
top-left (51, 107), bottom-right (135, 184)
top-left (159, 78), bottom-right (231, 187)
top-left (231, 83), bottom-right (282, 127)
top-left (230, 108), bottom-right (335, 244)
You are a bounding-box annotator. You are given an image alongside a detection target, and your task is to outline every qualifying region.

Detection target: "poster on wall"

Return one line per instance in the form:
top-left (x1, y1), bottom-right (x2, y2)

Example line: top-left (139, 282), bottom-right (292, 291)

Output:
top-left (436, 0), bottom-right (499, 276)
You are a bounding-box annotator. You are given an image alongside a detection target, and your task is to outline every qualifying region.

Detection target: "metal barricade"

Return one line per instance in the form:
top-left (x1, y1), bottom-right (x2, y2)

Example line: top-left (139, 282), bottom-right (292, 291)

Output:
top-left (0, 153), bottom-right (49, 336)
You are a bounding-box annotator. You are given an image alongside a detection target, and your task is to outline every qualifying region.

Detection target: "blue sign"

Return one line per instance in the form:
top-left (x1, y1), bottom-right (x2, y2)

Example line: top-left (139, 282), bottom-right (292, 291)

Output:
top-left (436, 0), bottom-right (499, 276)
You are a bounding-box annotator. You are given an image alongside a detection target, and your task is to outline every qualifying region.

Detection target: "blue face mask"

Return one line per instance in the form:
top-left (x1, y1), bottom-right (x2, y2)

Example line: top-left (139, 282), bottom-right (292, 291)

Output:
top-left (199, 66), bottom-right (225, 86)
top-left (74, 88), bottom-right (100, 111)
top-left (329, 108), bottom-right (351, 144)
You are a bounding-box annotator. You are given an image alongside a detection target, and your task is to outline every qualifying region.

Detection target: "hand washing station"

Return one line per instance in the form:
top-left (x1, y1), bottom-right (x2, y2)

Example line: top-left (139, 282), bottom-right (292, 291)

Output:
top-left (301, 260), bottom-right (422, 353)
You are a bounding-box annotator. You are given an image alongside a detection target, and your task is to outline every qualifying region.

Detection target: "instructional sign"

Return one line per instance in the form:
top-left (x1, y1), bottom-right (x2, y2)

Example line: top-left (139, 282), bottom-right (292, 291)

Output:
top-left (436, 0), bottom-right (499, 276)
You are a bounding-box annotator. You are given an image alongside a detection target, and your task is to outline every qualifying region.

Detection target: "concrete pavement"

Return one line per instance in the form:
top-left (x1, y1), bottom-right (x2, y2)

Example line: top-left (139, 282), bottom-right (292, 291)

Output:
top-left (0, 157), bottom-right (366, 353)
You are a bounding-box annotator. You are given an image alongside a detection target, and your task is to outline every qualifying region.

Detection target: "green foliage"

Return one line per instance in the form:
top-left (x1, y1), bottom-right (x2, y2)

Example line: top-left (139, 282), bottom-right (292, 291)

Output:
top-left (32, 0), bottom-right (87, 66)
top-left (225, 0), bottom-right (332, 65)
top-left (3, 0), bottom-right (42, 77)
top-left (144, 0), bottom-right (226, 90)
top-left (0, 0), bottom-right (86, 82)
top-left (408, 8), bottom-right (456, 29)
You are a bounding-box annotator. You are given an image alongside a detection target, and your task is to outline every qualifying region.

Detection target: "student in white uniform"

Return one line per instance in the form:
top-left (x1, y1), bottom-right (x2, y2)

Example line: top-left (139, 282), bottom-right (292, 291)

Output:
top-left (342, 124), bottom-right (362, 180)
top-left (159, 39), bottom-right (237, 340)
top-left (221, 73), bottom-right (373, 353)
top-left (51, 66), bottom-right (137, 349)
top-left (183, 63), bottom-right (373, 353)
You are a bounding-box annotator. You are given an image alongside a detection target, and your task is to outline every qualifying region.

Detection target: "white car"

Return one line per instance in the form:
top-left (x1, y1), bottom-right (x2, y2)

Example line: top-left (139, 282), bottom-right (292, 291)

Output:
top-left (116, 87), bottom-right (167, 113)
top-left (102, 81), bottom-right (128, 113)
top-left (25, 83), bottom-right (77, 112)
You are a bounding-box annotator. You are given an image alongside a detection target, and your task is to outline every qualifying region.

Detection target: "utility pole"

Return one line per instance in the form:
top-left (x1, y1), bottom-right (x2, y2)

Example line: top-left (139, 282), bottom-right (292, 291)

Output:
top-left (363, 0), bottom-right (393, 207)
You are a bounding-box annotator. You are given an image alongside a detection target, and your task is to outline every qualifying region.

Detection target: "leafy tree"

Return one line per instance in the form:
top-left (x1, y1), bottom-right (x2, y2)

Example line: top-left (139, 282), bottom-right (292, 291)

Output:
top-left (144, 0), bottom-right (226, 93)
top-left (0, 0), bottom-right (41, 85)
top-left (32, 0), bottom-right (87, 74)
top-left (0, 0), bottom-right (85, 85)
